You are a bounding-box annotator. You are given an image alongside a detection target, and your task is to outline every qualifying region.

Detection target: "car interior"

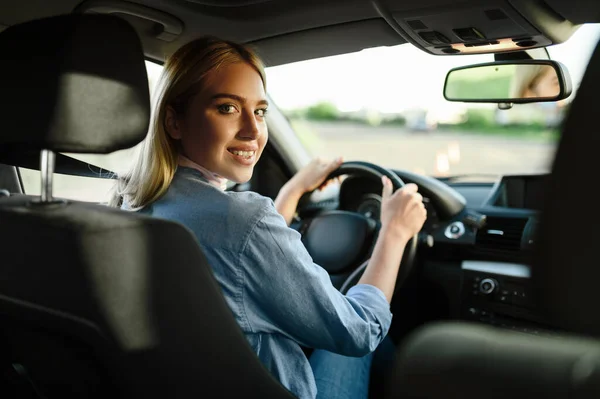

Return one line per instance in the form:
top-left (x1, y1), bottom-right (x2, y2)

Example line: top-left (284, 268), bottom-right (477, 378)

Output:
top-left (1, 0), bottom-right (600, 398)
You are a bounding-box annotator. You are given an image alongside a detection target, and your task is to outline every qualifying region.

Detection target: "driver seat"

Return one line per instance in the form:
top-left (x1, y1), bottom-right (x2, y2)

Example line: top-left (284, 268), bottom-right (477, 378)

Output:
top-left (385, 39), bottom-right (600, 398)
top-left (0, 14), bottom-right (294, 398)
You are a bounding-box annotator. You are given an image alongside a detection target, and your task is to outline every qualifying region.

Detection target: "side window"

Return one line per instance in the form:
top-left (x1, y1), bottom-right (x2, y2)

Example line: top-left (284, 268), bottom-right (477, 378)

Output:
top-left (19, 61), bottom-right (163, 202)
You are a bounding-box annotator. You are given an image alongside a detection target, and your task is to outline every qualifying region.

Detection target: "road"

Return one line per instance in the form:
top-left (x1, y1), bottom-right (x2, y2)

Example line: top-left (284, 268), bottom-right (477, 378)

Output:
top-left (301, 122), bottom-right (557, 177)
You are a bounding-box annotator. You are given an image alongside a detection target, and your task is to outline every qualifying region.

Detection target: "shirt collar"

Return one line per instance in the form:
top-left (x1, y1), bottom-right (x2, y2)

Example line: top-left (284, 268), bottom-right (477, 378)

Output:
top-left (177, 154), bottom-right (228, 191)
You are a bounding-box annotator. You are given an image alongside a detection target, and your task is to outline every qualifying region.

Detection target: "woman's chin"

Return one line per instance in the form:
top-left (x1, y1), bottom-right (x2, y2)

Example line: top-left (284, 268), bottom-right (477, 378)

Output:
top-left (225, 170), bottom-right (253, 185)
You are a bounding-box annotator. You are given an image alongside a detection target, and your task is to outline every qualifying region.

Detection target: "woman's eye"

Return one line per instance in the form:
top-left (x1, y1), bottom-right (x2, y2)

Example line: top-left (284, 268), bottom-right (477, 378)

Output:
top-left (255, 108), bottom-right (268, 117)
top-left (218, 104), bottom-right (237, 114)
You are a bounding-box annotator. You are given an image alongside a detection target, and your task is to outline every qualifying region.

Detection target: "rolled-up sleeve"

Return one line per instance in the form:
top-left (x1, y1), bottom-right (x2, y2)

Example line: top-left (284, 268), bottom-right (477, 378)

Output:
top-left (240, 204), bottom-right (393, 357)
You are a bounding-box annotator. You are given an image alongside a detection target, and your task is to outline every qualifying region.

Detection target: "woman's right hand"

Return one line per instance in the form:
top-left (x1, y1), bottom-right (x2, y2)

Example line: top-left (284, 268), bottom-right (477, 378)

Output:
top-left (379, 176), bottom-right (427, 242)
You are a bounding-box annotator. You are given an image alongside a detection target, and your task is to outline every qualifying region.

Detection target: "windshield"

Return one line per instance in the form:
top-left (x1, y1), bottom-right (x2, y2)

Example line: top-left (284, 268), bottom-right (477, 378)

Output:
top-left (266, 24), bottom-right (600, 180)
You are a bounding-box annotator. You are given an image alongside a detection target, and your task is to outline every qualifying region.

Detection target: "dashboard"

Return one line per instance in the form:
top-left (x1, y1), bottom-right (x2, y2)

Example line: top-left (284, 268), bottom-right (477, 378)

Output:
top-left (487, 175), bottom-right (549, 211)
top-left (333, 171), bottom-right (558, 336)
top-left (425, 173), bottom-right (557, 335)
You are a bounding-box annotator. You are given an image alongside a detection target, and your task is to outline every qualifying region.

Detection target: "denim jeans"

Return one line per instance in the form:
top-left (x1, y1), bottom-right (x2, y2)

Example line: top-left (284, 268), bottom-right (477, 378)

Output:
top-left (309, 336), bottom-right (396, 399)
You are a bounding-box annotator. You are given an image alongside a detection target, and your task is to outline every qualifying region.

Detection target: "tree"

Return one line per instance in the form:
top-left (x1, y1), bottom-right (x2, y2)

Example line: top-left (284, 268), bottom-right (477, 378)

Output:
top-left (306, 102), bottom-right (339, 121)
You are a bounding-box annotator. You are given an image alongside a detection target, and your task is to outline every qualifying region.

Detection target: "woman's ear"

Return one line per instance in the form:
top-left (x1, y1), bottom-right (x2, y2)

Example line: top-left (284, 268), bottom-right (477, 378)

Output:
top-left (165, 106), bottom-right (183, 139)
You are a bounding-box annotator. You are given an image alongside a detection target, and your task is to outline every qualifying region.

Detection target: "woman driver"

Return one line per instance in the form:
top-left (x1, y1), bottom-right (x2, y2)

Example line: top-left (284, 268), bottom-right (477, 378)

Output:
top-left (110, 36), bottom-right (426, 399)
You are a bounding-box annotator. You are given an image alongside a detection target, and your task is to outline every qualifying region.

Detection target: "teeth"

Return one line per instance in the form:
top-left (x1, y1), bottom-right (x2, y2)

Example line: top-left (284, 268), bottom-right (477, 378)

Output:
top-left (231, 150), bottom-right (255, 157)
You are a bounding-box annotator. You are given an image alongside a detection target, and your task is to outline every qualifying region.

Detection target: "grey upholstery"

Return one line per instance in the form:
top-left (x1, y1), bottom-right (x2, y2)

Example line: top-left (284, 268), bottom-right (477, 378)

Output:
top-left (0, 14), bottom-right (294, 398)
top-left (0, 197), bottom-right (294, 398)
top-left (386, 40), bottom-right (600, 398)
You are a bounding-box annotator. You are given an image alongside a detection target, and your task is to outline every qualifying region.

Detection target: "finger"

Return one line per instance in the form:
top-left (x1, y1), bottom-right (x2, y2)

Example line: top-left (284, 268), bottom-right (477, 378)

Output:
top-left (328, 157), bottom-right (343, 172)
top-left (381, 176), bottom-right (393, 200)
top-left (401, 183), bottom-right (419, 194)
top-left (319, 180), bottom-right (332, 191)
top-left (320, 176), bottom-right (340, 190)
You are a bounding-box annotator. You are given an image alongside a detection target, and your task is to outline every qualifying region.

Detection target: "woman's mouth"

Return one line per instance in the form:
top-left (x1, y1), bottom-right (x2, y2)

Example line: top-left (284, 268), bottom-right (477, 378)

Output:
top-left (228, 148), bottom-right (257, 165)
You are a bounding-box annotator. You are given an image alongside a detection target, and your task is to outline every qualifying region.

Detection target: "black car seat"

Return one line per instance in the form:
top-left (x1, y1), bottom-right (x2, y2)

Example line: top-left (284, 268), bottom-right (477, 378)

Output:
top-left (385, 40), bottom-right (600, 398)
top-left (0, 14), bottom-right (294, 399)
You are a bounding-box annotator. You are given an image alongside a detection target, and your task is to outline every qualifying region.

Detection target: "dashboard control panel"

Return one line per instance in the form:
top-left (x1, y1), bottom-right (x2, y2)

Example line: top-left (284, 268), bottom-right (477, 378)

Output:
top-left (459, 261), bottom-right (556, 335)
top-left (466, 273), bottom-right (532, 308)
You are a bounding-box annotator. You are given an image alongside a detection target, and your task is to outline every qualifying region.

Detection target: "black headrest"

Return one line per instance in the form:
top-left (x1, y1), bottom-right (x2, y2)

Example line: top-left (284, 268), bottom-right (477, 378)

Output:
top-left (0, 14), bottom-right (150, 154)
top-left (533, 39), bottom-right (600, 336)
top-left (390, 322), bottom-right (600, 399)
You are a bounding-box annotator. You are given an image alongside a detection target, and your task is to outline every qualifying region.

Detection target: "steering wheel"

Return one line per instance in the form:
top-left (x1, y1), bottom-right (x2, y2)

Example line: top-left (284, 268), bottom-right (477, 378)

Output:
top-left (299, 161), bottom-right (418, 296)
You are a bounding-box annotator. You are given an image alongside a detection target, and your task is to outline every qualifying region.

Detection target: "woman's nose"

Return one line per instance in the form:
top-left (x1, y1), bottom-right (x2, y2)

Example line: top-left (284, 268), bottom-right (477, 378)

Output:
top-left (238, 110), bottom-right (261, 139)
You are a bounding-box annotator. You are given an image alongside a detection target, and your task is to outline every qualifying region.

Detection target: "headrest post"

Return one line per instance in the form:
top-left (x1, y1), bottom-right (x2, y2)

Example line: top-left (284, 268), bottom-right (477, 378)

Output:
top-left (40, 149), bottom-right (55, 203)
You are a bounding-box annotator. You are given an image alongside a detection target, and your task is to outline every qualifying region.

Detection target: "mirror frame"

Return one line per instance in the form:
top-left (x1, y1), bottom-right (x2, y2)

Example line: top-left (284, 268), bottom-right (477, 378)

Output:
top-left (443, 60), bottom-right (573, 103)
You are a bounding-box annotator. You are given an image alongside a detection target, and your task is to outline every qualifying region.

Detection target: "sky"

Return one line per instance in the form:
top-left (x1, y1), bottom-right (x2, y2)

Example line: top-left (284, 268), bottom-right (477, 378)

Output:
top-left (265, 24), bottom-right (600, 115)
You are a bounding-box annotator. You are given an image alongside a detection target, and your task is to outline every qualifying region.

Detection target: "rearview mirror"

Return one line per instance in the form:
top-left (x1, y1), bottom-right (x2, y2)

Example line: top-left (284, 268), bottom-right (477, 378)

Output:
top-left (444, 60), bottom-right (572, 103)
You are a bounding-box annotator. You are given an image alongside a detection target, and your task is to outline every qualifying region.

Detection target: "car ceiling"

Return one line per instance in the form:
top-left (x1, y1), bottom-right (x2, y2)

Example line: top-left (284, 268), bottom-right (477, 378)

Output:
top-left (0, 0), bottom-right (599, 66)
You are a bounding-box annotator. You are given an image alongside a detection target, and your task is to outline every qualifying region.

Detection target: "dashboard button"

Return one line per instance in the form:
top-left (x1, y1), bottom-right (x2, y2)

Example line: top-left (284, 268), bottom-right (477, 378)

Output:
top-left (444, 221), bottom-right (465, 239)
top-left (479, 278), bottom-right (497, 294)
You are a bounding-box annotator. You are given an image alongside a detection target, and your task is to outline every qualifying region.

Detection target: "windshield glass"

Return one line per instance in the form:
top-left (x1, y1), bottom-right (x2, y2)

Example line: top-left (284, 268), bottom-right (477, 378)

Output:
top-left (266, 24), bottom-right (600, 180)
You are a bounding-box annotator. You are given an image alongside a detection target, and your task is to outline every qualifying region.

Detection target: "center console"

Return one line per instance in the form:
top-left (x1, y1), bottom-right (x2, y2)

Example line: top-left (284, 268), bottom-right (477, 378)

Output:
top-left (460, 260), bottom-right (558, 336)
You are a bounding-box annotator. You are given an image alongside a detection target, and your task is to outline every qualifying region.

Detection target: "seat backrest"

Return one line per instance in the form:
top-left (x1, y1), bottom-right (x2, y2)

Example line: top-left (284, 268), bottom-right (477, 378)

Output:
top-left (385, 39), bottom-right (600, 398)
top-left (0, 14), bottom-right (293, 399)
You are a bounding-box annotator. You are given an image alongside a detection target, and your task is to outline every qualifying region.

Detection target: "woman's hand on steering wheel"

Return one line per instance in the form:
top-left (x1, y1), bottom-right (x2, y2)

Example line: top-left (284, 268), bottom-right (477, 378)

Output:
top-left (288, 156), bottom-right (344, 194)
top-left (380, 177), bottom-right (428, 242)
top-left (275, 156), bottom-right (343, 225)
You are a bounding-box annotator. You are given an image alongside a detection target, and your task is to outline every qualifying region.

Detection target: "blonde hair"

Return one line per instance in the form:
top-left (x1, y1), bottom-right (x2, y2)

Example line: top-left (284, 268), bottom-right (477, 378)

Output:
top-left (109, 36), bottom-right (266, 209)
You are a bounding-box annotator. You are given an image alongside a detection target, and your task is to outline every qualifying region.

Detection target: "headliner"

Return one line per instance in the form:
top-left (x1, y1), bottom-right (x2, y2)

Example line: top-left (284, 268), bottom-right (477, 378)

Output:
top-left (0, 0), bottom-right (598, 66)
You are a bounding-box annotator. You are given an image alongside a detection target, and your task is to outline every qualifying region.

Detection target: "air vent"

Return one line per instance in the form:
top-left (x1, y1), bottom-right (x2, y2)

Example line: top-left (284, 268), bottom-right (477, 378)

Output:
top-left (484, 9), bottom-right (508, 20)
top-left (474, 217), bottom-right (528, 257)
top-left (407, 19), bottom-right (428, 30)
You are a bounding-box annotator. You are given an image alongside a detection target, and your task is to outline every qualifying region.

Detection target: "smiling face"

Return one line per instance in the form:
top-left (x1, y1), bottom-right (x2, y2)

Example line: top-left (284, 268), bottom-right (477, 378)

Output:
top-left (166, 62), bottom-right (268, 183)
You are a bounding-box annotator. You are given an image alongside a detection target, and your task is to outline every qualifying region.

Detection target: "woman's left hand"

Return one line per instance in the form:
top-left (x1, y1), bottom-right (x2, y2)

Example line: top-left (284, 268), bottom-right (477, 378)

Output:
top-left (288, 156), bottom-right (343, 195)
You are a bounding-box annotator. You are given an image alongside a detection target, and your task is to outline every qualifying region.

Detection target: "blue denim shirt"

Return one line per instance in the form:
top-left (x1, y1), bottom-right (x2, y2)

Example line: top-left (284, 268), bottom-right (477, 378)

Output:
top-left (137, 167), bottom-right (393, 398)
